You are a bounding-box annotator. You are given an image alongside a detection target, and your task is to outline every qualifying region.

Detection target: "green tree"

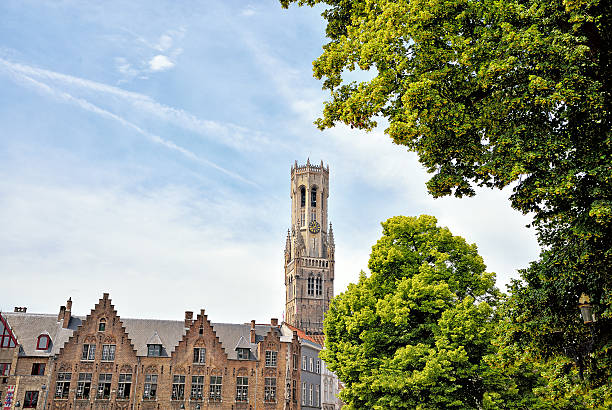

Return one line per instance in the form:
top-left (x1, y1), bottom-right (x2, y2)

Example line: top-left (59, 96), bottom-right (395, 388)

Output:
top-left (282, 0), bottom-right (611, 385)
top-left (321, 215), bottom-right (533, 408)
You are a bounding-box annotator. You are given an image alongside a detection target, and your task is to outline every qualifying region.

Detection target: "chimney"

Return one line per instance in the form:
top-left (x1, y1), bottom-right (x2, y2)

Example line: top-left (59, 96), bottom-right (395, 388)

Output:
top-left (250, 320), bottom-right (256, 343)
top-left (13, 307), bottom-right (27, 313)
top-left (271, 318), bottom-right (278, 327)
top-left (62, 298), bottom-right (72, 329)
top-left (184, 311), bottom-right (193, 328)
top-left (58, 305), bottom-right (66, 322)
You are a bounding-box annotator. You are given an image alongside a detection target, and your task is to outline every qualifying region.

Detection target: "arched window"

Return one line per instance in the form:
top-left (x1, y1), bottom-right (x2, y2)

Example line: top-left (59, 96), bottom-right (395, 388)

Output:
top-left (300, 187), bottom-right (306, 207)
top-left (311, 187), bottom-right (317, 207)
top-left (307, 277), bottom-right (314, 296)
top-left (36, 334), bottom-right (50, 350)
top-left (316, 278), bottom-right (322, 296)
top-left (98, 318), bottom-right (106, 332)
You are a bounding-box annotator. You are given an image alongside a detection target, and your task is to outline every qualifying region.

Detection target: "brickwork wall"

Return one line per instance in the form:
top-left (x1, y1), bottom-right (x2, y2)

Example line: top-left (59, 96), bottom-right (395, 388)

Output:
top-left (33, 295), bottom-right (301, 410)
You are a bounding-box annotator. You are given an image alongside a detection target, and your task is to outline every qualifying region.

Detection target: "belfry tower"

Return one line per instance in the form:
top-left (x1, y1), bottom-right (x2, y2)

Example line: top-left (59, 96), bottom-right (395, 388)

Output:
top-left (284, 159), bottom-right (335, 335)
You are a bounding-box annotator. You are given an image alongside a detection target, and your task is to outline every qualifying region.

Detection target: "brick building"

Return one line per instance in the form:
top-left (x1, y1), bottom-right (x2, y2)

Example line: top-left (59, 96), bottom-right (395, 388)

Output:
top-left (1, 294), bottom-right (301, 409)
top-left (1, 159), bottom-right (342, 409)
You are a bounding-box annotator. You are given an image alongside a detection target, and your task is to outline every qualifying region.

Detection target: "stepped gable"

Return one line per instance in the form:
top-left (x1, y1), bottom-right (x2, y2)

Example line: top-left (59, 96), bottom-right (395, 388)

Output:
top-left (57, 293), bottom-right (138, 358)
top-left (170, 309), bottom-right (227, 361)
top-left (1, 312), bottom-right (79, 356)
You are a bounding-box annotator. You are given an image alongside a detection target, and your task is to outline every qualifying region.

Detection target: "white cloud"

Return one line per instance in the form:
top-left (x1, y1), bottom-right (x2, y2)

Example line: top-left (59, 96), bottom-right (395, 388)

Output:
top-left (149, 54), bottom-right (174, 71)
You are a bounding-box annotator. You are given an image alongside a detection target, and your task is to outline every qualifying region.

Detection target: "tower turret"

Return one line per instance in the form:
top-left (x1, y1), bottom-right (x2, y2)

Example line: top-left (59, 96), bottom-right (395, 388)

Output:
top-left (284, 160), bottom-right (334, 334)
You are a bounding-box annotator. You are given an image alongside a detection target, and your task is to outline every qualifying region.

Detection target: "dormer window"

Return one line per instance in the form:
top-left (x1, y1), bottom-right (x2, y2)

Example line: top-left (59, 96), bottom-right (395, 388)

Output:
top-left (147, 344), bottom-right (162, 357)
top-left (98, 318), bottom-right (106, 332)
top-left (146, 331), bottom-right (163, 357)
top-left (36, 334), bottom-right (50, 350)
top-left (237, 348), bottom-right (250, 360)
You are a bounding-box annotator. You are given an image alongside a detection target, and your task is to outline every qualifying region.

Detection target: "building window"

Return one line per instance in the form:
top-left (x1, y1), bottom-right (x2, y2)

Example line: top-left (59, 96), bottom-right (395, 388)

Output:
top-left (36, 334), bottom-right (50, 350)
top-left (76, 373), bottom-right (92, 399)
top-left (193, 347), bottom-right (206, 363)
top-left (172, 375), bottom-right (185, 400)
top-left (311, 187), bottom-right (317, 207)
top-left (236, 376), bottom-right (248, 402)
top-left (264, 377), bottom-right (276, 402)
top-left (300, 187), bottom-right (305, 207)
top-left (310, 384), bottom-right (313, 405)
top-left (292, 379), bottom-right (297, 403)
top-left (143, 374), bottom-right (158, 399)
top-left (237, 348), bottom-right (249, 360)
top-left (302, 382), bottom-right (307, 405)
top-left (209, 375), bottom-right (222, 402)
top-left (302, 355), bottom-right (307, 370)
top-left (23, 391), bottom-right (38, 408)
top-left (117, 374), bottom-right (132, 399)
top-left (315, 277), bottom-right (322, 296)
top-left (147, 344), bottom-right (162, 357)
top-left (0, 363), bottom-right (10, 376)
top-left (191, 375), bottom-right (204, 400)
top-left (315, 384), bottom-right (320, 406)
top-left (101, 344), bottom-right (115, 361)
top-left (308, 277), bottom-right (314, 296)
top-left (55, 372), bottom-right (71, 399)
top-left (82, 344), bottom-right (96, 361)
top-left (293, 354), bottom-right (298, 370)
top-left (0, 315), bottom-right (17, 348)
top-left (96, 373), bottom-right (112, 399)
top-left (309, 357), bottom-right (314, 372)
top-left (316, 359), bottom-right (321, 374)
top-left (31, 363), bottom-right (45, 376)
top-left (265, 350), bottom-right (277, 367)
top-left (98, 318), bottom-right (106, 332)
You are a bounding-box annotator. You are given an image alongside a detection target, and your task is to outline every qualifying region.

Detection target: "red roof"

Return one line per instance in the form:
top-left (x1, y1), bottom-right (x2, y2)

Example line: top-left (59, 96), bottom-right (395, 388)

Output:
top-left (283, 322), bottom-right (323, 345)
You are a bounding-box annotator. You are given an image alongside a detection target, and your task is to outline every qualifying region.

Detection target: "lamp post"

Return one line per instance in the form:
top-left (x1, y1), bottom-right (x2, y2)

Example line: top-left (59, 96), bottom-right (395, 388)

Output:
top-left (576, 293), bottom-right (596, 381)
top-left (578, 293), bottom-right (595, 324)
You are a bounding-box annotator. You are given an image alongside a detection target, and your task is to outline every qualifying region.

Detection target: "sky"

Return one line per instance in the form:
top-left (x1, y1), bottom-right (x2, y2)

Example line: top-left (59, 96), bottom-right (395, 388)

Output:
top-left (0, 0), bottom-right (540, 322)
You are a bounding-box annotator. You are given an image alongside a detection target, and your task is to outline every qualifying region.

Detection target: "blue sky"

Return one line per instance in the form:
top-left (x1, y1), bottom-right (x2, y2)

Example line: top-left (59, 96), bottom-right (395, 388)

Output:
top-left (0, 0), bottom-right (539, 322)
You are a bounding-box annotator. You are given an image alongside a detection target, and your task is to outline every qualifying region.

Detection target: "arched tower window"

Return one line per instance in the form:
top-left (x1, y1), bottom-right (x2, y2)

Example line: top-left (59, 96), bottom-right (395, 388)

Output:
top-left (316, 277), bottom-right (322, 296)
top-left (98, 318), bottom-right (106, 332)
top-left (307, 276), bottom-right (314, 296)
top-left (300, 187), bottom-right (306, 207)
top-left (311, 187), bottom-right (317, 207)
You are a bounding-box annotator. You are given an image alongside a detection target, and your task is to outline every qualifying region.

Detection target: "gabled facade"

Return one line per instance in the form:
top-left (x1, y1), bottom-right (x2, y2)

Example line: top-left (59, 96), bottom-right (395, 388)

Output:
top-left (1, 294), bottom-right (301, 410)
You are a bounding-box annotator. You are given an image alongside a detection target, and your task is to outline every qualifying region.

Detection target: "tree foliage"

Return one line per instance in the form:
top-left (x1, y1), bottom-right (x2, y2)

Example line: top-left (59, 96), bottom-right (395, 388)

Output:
top-left (282, 0), bottom-right (611, 386)
top-left (321, 215), bottom-right (513, 408)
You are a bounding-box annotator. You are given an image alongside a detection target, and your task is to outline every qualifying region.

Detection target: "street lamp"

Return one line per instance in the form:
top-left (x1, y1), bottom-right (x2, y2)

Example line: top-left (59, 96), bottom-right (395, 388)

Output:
top-left (578, 293), bottom-right (595, 324)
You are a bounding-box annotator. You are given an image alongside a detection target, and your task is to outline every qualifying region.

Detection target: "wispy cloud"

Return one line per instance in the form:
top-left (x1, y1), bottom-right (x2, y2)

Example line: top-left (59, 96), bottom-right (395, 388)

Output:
top-left (0, 57), bottom-right (270, 151)
top-left (0, 58), bottom-right (256, 186)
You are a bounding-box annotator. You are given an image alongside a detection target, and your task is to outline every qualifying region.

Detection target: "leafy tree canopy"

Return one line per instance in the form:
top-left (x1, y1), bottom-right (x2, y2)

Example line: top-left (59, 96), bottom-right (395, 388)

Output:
top-left (282, 0), bottom-right (611, 381)
top-left (320, 215), bottom-right (519, 408)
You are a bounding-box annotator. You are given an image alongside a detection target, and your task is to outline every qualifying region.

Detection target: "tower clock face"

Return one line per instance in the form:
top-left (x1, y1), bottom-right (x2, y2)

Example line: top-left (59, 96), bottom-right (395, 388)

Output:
top-left (308, 220), bottom-right (321, 234)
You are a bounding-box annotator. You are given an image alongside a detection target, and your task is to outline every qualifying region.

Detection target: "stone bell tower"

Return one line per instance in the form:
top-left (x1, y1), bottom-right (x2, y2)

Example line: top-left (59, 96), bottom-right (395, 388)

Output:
top-left (284, 159), bottom-right (335, 335)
